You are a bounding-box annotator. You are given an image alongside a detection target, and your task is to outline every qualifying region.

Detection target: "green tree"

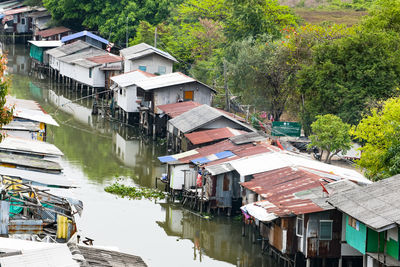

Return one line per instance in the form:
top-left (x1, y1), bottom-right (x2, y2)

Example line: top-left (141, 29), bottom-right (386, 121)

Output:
top-left (225, 0), bottom-right (298, 41)
top-left (362, 0), bottom-right (400, 33)
top-left (43, 0), bottom-right (182, 44)
top-left (308, 114), bottom-right (351, 164)
top-left (226, 36), bottom-right (297, 120)
top-left (352, 97), bottom-right (400, 180)
top-left (297, 30), bottom-right (400, 134)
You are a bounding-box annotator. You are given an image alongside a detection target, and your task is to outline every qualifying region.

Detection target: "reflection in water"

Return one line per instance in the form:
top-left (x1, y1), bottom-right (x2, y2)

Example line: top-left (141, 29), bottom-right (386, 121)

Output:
top-left (157, 204), bottom-right (277, 267)
top-left (5, 43), bottom-right (279, 267)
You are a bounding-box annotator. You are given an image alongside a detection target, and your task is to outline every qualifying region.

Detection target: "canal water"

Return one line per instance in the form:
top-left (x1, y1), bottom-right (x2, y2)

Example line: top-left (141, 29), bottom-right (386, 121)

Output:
top-left (5, 44), bottom-right (278, 267)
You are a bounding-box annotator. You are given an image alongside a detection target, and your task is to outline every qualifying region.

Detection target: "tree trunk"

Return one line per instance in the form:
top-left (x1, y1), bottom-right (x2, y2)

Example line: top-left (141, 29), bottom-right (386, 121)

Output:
top-left (324, 151), bottom-right (331, 163)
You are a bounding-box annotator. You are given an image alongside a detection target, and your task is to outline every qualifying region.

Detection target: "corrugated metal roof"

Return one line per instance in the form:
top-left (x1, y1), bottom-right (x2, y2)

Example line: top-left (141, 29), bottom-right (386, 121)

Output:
top-left (110, 70), bottom-right (155, 87)
top-left (227, 151), bottom-right (370, 184)
top-left (295, 179), bottom-right (358, 211)
top-left (0, 136), bottom-right (63, 157)
top-left (37, 26), bottom-right (71, 38)
top-left (4, 6), bottom-right (29, 15)
top-left (120, 42), bottom-right (177, 62)
top-left (185, 127), bottom-right (245, 145)
top-left (230, 131), bottom-right (268, 145)
top-left (158, 149), bottom-right (199, 163)
top-left (0, 238), bottom-right (79, 267)
top-left (169, 104), bottom-right (254, 133)
top-left (157, 101), bottom-right (202, 118)
top-left (28, 40), bottom-right (62, 48)
top-left (58, 48), bottom-right (106, 64)
top-left (190, 150), bottom-right (235, 164)
top-left (206, 163), bottom-right (235, 176)
top-left (135, 72), bottom-right (215, 92)
top-left (0, 152), bottom-right (62, 171)
top-left (241, 167), bottom-right (331, 220)
top-left (0, 167), bottom-right (74, 187)
top-left (13, 109), bottom-right (59, 126)
top-left (45, 40), bottom-right (92, 58)
top-left (1, 120), bottom-right (40, 131)
top-left (61, 30), bottom-right (109, 45)
top-left (163, 140), bottom-right (278, 171)
top-left (27, 10), bottom-right (49, 18)
top-left (328, 174), bottom-right (400, 231)
top-left (0, 1), bottom-right (21, 10)
top-left (87, 54), bottom-right (122, 64)
top-left (7, 96), bottom-right (59, 126)
top-left (77, 245), bottom-right (147, 267)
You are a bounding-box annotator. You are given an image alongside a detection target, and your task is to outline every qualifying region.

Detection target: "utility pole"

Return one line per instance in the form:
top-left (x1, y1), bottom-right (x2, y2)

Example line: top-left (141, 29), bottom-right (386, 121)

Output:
top-left (154, 27), bottom-right (157, 48)
top-left (126, 17), bottom-right (129, 48)
top-left (223, 60), bottom-right (230, 112)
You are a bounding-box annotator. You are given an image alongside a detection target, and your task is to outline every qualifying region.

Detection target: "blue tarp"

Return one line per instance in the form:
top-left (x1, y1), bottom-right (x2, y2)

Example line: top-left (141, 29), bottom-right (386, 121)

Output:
top-left (158, 156), bottom-right (176, 163)
top-left (61, 30), bottom-right (109, 45)
top-left (191, 151), bottom-right (235, 165)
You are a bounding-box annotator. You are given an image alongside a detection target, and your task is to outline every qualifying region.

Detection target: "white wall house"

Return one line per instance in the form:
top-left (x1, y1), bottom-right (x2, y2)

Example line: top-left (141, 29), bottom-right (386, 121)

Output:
top-left (120, 43), bottom-right (178, 74)
top-left (58, 49), bottom-right (106, 87)
top-left (111, 70), bottom-right (156, 113)
top-left (46, 40), bottom-right (94, 71)
top-left (135, 72), bottom-right (215, 115)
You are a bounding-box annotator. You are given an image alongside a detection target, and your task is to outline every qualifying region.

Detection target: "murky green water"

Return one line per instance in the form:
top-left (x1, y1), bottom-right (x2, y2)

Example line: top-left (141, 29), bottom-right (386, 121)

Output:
top-left (5, 43), bottom-right (278, 267)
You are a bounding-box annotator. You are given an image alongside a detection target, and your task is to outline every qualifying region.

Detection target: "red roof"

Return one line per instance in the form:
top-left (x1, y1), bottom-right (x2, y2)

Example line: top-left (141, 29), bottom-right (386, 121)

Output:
top-left (87, 54), bottom-right (122, 64)
top-left (37, 26), bottom-right (71, 38)
top-left (242, 167), bottom-right (334, 216)
top-left (175, 139), bottom-right (279, 166)
top-left (158, 101), bottom-right (202, 118)
top-left (112, 69), bottom-right (156, 78)
top-left (185, 127), bottom-right (245, 145)
top-left (157, 101), bottom-right (246, 122)
top-left (4, 7), bottom-right (30, 16)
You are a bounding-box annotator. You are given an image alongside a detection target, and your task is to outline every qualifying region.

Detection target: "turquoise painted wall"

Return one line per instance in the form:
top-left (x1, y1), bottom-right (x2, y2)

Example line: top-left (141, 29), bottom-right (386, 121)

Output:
top-left (29, 45), bottom-right (43, 63)
top-left (345, 215), bottom-right (367, 254)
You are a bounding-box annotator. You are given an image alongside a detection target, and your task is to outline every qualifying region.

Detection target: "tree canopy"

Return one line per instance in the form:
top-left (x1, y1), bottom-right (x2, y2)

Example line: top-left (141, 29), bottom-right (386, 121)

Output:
top-left (308, 114), bottom-right (351, 164)
top-left (352, 97), bottom-right (400, 180)
top-left (297, 30), bottom-right (400, 134)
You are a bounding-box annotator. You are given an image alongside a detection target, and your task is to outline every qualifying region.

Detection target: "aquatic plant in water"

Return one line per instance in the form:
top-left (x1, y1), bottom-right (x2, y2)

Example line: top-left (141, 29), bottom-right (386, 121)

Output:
top-left (104, 182), bottom-right (165, 200)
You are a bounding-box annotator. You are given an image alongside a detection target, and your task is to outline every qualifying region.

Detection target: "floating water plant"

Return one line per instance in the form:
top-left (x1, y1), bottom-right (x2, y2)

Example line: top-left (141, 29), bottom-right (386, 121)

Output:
top-left (105, 182), bottom-right (165, 200)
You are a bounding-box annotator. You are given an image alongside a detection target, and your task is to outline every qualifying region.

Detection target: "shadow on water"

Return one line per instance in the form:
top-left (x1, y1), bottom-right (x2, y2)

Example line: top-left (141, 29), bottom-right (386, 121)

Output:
top-left (4, 43), bottom-right (280, 267)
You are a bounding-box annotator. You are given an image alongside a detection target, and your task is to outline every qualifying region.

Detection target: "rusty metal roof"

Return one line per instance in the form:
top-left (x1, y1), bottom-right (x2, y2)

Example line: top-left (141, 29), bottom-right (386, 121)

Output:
top-left (242, 167), bottom-right (333, 218)
top-left (166, 139), bottom-right (278, 167)
top-left (37, 26), bottom-right (71, 38)
top-left (87, 54), bottom-right (122, 64)
top-left (157, 101), bottom-right (202, 118)
top-left (4, 6), bottom-right (30, 16)
top-left (184, 127), bottom-right (245, 145)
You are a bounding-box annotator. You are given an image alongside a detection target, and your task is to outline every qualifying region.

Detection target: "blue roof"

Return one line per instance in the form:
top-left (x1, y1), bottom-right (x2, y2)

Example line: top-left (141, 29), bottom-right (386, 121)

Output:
top-left (191, 151), bottom-right (235, 165)
top-left (158, 156), bottom-right (176, 163)
top-left (61, 31), bottom-right (109, 45)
